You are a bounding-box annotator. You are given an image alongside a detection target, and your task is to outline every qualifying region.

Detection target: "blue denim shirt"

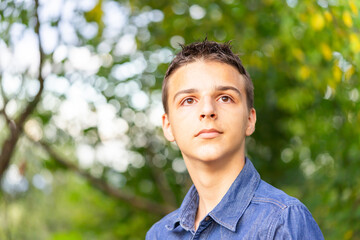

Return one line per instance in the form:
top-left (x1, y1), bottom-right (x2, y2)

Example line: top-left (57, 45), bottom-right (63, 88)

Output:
top-left (146, 158), bottom-right (324, 239)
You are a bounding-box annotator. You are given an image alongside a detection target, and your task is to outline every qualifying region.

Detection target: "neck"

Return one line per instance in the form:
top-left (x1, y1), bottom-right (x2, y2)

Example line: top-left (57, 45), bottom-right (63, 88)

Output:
top-left (184, 152), bottom-right (246, 230)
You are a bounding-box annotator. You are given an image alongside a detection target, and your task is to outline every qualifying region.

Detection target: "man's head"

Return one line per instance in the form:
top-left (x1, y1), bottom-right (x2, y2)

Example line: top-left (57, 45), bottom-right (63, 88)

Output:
top-left (162, 39), bottom-right (254, 114)
top-left (161, 40), bottom-right (256, 164)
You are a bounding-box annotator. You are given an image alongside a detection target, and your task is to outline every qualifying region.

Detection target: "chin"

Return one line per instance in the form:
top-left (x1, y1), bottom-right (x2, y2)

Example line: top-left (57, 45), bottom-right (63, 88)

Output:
top-left (193, 147), bottom-right (225, 162)
top-left (196, 155), bottom-right (220, 162)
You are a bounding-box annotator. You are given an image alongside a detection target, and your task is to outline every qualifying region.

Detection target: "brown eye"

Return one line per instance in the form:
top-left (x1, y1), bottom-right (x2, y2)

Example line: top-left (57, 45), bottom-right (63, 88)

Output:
top-left (186, 98), bottom-right (194, 104)
top-left (182, 98), bottom-right (195, 105)
top-left (220, 96), bottom-right (231, 102)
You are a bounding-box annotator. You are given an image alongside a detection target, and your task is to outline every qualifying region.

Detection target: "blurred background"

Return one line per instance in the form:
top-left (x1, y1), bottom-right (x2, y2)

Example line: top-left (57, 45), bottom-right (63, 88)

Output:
top-left (0, 0), bottom-right (359, 239)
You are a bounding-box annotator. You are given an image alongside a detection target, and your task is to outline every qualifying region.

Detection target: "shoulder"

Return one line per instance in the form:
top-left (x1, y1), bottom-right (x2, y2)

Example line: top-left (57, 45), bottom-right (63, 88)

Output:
top-left (251, 180), bottom-right (324, 239)
top-left (253, 180), bottom-right (302, 209)
top-left (146, 209), bottom-right (180, 240)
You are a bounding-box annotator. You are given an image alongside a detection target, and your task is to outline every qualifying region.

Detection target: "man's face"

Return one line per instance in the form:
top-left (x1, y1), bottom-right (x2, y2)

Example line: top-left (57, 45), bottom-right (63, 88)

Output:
top-left (162, 60), bottom-right (256, 163)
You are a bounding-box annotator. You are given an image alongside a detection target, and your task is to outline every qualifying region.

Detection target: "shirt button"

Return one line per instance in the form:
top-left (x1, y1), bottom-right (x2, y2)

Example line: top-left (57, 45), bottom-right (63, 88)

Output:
top-left (204, 216), bottom-right (210, 221)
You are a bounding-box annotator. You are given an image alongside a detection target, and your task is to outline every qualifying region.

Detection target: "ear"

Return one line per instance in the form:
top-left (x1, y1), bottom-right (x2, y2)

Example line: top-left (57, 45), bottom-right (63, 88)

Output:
top-left (162, 113), bottom-right (175, 142)
top-left (245, 108), bottom-right (256, 136)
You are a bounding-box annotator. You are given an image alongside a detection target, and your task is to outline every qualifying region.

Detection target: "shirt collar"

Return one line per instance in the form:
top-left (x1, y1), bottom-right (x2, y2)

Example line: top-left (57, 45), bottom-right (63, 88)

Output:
top-left (165, 158), bottom-right (261, 232)
top-left (165, 185), bottom-right (199, 232)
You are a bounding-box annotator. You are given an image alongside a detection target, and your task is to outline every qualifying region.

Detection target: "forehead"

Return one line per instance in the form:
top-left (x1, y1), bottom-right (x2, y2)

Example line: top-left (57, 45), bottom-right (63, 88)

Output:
top-left (167, 60), bottom-right (245, 95)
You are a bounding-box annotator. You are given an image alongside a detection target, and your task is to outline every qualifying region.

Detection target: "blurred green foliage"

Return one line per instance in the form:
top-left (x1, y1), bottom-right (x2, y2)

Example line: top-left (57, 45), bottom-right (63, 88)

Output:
top-left (0, 0), bottom-right (359, 239)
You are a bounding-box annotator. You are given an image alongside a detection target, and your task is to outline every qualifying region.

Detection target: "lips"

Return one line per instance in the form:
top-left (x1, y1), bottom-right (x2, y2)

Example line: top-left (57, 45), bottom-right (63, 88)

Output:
top-left (195, 128), bottom-right (223, 139)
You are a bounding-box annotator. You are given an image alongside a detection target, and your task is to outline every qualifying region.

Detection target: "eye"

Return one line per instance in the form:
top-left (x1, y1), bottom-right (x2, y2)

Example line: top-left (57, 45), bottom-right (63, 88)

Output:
top-left (218, 95), bottom-right (232, 103)
top-left (181, 97), bottom-right (196, 106)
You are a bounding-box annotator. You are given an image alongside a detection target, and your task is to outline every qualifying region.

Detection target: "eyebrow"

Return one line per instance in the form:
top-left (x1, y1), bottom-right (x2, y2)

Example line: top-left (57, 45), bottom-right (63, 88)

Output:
top-left (173, 85), bottom-right (242, 102)
top-left (216, 86), bottom-right (242, 97)
top-left (173, 88), bottom-right (198, 102)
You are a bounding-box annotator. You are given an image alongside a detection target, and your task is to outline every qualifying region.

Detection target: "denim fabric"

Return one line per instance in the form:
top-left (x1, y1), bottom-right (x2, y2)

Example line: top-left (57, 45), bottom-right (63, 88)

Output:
top-left (146, 158), bottom-right (324, 240)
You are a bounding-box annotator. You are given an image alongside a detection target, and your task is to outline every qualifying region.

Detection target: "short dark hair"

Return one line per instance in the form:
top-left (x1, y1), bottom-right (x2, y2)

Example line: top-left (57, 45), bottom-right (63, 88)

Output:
top-left (162, 39), bottom-right (254, 113)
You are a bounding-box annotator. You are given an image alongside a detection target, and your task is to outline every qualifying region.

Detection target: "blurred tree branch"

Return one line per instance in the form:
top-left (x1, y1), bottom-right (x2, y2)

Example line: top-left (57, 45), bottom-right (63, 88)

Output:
top-left (32, 137), bottom-right (175, 216)
top-left (0, 0), bottom-right (45, 180)
top-left (147, 150), bottom-right (178, 207)
top-left (0, 75), bottom-right (11, 125)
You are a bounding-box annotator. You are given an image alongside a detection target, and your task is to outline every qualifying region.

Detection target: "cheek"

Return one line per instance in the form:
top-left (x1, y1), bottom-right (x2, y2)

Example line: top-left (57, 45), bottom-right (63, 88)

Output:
top-left (169, 113), bottom-right (195, 138)
top-left (173, 106), bottom-right (198, 120)
top-left (225, 109), bottom-right (248, 129)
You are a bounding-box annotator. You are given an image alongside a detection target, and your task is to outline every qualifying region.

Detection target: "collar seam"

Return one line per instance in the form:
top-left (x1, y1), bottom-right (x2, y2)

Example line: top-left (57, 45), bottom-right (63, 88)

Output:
top-left (178, 188), bottom-right (198, 230)
top-left (210, 213), bottom-right (236, 232)
top-left (209, 160), bottom-right (261, 232)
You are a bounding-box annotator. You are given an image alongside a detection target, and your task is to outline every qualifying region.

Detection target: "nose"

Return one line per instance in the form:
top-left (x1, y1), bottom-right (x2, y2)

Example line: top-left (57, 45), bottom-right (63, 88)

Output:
top-left (199, 97), bottom-right (217, 120)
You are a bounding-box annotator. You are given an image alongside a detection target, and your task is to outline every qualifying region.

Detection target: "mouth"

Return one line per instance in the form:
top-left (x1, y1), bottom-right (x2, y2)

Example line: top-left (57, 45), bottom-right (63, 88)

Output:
top-left (195, 128), bottom-right (223, 139)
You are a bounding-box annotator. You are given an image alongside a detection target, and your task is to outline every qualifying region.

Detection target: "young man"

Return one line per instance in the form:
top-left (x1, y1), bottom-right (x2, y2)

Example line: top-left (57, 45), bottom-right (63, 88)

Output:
top-left (146, 40), bottom-right (324, 239)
